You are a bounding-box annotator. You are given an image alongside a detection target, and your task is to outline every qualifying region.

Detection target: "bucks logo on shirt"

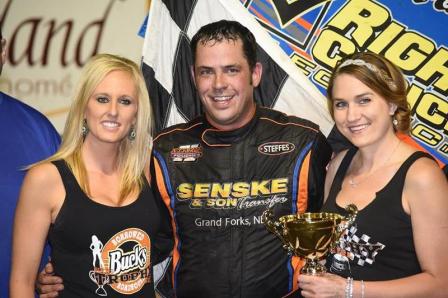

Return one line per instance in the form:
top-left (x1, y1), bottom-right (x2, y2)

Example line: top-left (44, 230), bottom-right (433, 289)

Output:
top-left (88, 228), bottom-right (151, 296)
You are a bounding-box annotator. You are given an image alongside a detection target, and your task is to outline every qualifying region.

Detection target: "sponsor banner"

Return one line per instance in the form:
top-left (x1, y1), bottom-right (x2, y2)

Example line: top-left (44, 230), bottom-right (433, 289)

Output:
top-left (0, 0), bottom-right (147, 132)
top-left (242, 0), bottom-right (448, 164)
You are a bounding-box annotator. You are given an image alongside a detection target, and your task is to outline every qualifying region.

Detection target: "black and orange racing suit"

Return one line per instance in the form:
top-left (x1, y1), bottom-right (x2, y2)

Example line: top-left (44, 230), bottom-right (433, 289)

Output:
top-left (152, 106), bottom-right (332, 298)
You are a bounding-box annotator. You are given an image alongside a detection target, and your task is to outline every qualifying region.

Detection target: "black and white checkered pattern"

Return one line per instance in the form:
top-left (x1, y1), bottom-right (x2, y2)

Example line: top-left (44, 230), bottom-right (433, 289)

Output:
top-left (141, 0), bottom-right (334, 135)
top-left (340, 226), bottom-right (385, 266)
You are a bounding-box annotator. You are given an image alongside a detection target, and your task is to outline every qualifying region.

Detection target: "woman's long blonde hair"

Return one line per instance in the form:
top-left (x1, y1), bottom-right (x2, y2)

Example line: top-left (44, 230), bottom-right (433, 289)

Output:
top-left (37, 53), bottom-right (153, 202)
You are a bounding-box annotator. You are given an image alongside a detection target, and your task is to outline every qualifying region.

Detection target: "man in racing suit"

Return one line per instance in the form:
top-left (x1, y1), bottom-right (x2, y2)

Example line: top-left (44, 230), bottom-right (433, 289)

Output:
top-left (152, 20), bottom-right (332, 297)
top-left (36, 20), bottom-right (332, 298)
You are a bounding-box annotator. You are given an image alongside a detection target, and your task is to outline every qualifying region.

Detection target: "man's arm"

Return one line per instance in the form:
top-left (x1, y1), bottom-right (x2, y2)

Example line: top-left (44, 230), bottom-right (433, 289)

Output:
top-left (150, 155), bottom-right (174, 297)
top-left (306, 131), bottom-right (332, 212)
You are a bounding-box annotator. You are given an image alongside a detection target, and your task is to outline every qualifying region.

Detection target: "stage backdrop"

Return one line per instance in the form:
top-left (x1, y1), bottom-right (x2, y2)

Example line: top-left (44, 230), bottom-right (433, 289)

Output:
top-left (0, 0), bottom-right (147, 132)
top-left (142, 0), bottom-right (448, 166)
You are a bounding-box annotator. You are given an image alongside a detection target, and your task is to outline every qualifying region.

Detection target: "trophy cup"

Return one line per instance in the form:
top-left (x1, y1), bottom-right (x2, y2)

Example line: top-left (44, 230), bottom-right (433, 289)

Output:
top-left (262, 204), bottom-right (357, 275)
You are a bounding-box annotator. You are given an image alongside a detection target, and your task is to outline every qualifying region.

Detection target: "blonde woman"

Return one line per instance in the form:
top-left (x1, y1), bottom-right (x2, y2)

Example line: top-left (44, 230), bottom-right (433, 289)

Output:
top-left (298, 52), bottom-right (448, 297)
top-left (10, 54), bottom-right (172, 297)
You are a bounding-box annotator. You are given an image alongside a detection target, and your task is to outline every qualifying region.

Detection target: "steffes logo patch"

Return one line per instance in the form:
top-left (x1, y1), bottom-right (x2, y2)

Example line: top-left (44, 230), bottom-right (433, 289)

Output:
top-left (170, 144), bottom-right (202, 162)
top-left (258, 142), bottom-right (295, 155)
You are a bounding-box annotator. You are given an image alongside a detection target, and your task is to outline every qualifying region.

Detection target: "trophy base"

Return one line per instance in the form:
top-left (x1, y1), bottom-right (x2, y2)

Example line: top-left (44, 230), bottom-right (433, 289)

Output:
top-left (300, 260), bottom-right (326, 275)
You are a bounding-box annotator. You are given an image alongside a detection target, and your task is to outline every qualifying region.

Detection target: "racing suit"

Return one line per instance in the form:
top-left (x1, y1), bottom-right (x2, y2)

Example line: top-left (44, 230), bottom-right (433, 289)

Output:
top-left (153, 106), bottom-right (332, 298)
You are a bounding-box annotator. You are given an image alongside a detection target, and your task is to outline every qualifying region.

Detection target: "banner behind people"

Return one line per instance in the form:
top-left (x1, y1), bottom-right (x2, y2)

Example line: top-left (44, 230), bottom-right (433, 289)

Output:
top-left (0, 0), bottom-right (147, 132)
top-left (142, 0), bottom-right (448, 167)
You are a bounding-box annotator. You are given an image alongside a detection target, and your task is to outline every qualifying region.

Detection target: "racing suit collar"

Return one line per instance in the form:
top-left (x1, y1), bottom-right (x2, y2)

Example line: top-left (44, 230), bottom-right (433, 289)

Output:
top-left (201, 105), bottom-right (260, 146)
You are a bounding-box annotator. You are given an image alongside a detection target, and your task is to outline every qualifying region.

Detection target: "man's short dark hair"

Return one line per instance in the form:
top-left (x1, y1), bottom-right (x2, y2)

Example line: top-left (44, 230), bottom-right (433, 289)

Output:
top-left (190, 20), bottom-right (257, 71)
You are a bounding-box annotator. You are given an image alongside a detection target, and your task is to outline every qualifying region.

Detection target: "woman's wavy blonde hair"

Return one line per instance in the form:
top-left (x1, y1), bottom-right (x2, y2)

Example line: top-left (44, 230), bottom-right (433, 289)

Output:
top-left (37, 53), bottom-right (153, 202)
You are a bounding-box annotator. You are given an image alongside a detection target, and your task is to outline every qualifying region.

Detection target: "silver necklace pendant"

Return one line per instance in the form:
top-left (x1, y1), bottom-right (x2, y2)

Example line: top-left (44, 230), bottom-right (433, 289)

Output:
top-left (347, 140), bottom-right (402, 189)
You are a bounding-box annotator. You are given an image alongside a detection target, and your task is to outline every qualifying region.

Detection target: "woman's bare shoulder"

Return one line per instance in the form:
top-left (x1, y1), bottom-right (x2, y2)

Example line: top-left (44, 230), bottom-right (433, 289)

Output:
top-left (21, 162), bottom-right (65, 206)
top-left (25, 162), bottom-right (61, 185)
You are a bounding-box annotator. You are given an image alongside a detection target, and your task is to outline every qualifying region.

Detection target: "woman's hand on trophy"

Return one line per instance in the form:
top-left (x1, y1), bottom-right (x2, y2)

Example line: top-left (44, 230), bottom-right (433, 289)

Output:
top-left (298, 273), bottom-right (346, 298)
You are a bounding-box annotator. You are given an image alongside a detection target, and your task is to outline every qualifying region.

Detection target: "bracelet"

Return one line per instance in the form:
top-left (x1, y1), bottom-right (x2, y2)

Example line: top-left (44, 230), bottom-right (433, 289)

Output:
top-left (349, 278), bottom-right (353, 298)
top-left (345, 277), bottom-right (353, 298)
top-left (361, 280), bottom-right (365, 298)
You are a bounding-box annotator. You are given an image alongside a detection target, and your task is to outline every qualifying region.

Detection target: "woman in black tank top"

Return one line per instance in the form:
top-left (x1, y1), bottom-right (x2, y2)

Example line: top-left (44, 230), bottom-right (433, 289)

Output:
top-left (298, 52), bottom-right (448, 297)
top-left (10, 54), bottom-right (173, 297)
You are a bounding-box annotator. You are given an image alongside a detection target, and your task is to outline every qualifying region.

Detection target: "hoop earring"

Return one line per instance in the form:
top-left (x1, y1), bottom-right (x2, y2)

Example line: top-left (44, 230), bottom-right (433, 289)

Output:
top-left (82, 119), bottom-right (89, 137)
top-left (128, 126), bottom-right (136, 141)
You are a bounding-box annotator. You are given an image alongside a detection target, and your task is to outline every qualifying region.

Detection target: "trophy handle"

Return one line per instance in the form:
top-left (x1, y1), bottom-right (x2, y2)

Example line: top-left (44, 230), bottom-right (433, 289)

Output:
top-left (332, 204), bottom-right (358, 249)
top-left (262, 208), bottom-right (294, 254)
top-left (335, 204), bottom-right (358, 231)
top-left (344, 203), bottom-right (358, 227)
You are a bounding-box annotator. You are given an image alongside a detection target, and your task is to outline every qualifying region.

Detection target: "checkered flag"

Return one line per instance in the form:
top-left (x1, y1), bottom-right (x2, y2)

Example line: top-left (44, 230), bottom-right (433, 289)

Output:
top-left (340, 226), bottom-right (385, 266)
top-left (141, 0), bottom-right (334, 135)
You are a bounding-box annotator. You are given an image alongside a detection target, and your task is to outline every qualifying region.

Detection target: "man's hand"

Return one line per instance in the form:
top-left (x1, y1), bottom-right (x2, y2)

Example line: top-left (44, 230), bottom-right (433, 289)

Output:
top-left (36, 262), bottom-right (64, 297)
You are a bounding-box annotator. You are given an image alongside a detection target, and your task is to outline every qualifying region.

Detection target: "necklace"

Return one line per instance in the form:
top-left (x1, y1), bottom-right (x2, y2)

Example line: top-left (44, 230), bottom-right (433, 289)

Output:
top-left (348, 139), bottom-right (401, 188)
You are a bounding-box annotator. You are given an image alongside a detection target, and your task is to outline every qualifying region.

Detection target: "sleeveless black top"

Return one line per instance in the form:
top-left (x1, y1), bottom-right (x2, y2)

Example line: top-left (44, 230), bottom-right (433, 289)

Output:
top-left (48, 160), bottom-right (165, 297)
top-left (322, 149), bottom-right (433, 281)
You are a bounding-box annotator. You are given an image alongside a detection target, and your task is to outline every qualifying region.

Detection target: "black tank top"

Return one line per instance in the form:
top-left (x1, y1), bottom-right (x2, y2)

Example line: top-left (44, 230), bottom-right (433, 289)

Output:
top-left (48, 160), bottom-right (160, 297)
top-left (322, 149), bottom-right (433, 281)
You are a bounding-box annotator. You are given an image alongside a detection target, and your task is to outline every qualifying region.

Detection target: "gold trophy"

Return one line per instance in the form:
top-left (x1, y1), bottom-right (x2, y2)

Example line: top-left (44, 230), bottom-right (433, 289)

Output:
top-left (262, 205), bottom-right (357, 275)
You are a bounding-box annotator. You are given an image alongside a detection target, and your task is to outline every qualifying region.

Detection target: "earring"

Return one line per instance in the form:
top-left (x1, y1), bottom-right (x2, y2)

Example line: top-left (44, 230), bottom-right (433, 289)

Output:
top-left (82, 119), bottom-right (89, 137)
top-left (392, 118), bottom-right (398, 126)
top-left (128, 126), bottom-right (136, 141)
